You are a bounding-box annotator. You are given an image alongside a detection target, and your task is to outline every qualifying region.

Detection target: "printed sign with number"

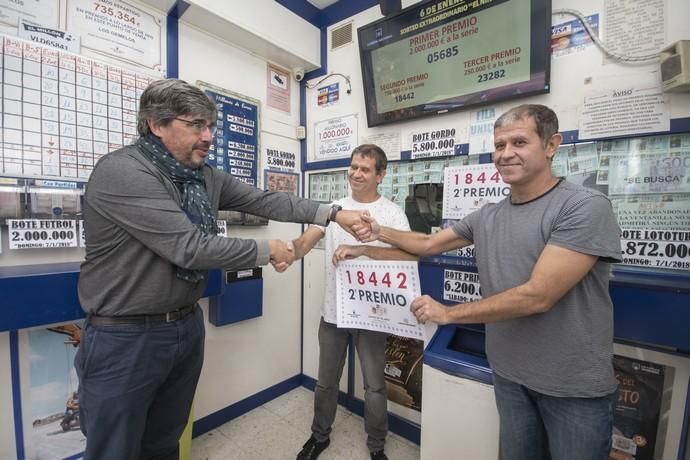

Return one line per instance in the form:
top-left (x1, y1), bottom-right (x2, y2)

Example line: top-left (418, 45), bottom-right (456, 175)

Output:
top-left (8, 219), bottom-right (78, 249)
top-left (620, 228), bottom-right (690, 270)
top-left (442, 163), bottom-right (509, 219)
top-left (314, 115), bottom-right (358, 160)
top-left (443, 269), bottom-right (482, 303)
top-left (336, 260), bottom-right (422, 339)
top-left (216, 220), bottom-right (227, 237)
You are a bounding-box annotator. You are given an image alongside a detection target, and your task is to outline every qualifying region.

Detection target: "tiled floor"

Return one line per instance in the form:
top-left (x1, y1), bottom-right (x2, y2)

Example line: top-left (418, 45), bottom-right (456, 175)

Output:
top-left (191, 386), bottom-right (420, 460)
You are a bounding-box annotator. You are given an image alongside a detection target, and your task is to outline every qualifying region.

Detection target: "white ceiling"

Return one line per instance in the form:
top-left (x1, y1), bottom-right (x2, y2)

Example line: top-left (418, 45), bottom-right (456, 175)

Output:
top-left (306, 0), bottom-right (340, 9)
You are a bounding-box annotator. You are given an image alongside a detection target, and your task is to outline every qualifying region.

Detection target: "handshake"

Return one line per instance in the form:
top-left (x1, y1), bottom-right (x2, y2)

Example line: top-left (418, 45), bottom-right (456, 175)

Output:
top-left (268, 239), bottom-right (295, 273)
top-left (268, 210), bottom-right (380, 273)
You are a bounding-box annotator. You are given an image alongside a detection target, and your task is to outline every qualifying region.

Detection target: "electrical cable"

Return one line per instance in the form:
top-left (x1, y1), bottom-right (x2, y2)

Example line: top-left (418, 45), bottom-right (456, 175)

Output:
top-left (553, 8), bottom-right (661, 63)
top-left (305, 72), bottom-right (352, 94)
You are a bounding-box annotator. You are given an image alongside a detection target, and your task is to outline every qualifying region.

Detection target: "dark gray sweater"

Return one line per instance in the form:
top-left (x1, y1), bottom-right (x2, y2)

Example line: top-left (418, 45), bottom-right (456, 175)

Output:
top-left (78, 143), bottom-right (329, 316)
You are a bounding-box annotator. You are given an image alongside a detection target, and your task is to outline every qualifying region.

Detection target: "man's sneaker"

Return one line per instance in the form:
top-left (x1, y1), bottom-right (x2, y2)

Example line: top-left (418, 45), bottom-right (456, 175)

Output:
top-left (296, 436), bottom-right (330, 460)
top-left (370, 450), bottom-right (388, 460)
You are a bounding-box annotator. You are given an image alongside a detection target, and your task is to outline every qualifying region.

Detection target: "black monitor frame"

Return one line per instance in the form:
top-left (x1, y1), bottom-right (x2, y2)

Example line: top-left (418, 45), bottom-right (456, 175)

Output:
top-left (358, 0), bottom-right (552, 127)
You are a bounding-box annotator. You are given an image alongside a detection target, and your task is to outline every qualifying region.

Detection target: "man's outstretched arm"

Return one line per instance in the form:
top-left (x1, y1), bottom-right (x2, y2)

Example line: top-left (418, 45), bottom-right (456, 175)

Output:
top-left (411, 244), bottom-right (598, 324)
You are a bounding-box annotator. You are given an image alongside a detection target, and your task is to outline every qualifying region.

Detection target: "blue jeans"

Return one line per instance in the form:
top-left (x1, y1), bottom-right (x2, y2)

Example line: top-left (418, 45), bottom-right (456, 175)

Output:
top-left (493, 371), bottom-right (616, 460)
top-left (312, 319), bottom-right (389, 452)
top-left (74, 307), bottom-right (205, 460)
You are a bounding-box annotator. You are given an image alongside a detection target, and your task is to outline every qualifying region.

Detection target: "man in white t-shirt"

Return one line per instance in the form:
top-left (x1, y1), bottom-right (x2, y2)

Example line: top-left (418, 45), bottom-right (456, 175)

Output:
top-left (292, 144), bottom-right (415, 460)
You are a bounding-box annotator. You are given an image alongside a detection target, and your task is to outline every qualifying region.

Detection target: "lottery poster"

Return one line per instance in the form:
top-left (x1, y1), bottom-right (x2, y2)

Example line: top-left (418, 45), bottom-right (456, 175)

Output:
top-left (442, 163), bottom-right (509, 219)
top-left (335, 260), bottom-right (423, 340)
top-left (384, 335), bottom-right (423, 411)
top-left (609, 356), bottom-right (665, 460)
top-left (608, 153), bottom-right (690, 196)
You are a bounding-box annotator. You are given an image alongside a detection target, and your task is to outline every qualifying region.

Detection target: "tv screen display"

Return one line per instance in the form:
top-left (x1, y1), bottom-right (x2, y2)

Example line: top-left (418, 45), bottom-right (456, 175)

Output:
top-left (358, 0), bottom-right (552, 127)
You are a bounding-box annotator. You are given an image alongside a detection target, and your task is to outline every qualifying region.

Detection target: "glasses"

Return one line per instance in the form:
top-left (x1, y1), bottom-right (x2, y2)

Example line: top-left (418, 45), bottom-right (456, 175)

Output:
top-left (172, 117), bottom-right (217, 135)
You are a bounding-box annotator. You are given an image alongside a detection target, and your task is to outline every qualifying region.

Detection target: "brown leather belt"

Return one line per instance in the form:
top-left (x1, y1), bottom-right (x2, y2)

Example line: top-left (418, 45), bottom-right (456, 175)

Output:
top-left (88, 304), bottom-right (197, 325)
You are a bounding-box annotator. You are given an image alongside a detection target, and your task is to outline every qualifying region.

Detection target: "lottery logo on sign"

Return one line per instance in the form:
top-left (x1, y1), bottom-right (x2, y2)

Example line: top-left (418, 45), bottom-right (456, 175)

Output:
top-left (336, 260), bottom-right (423, 340)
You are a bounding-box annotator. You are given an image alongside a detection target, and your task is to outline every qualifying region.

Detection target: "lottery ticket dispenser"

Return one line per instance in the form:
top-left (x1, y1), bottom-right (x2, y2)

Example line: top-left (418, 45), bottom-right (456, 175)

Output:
top-left (208, 267), bottom-right (263, 326)
top-left (425, 324), bottom-right (491, 384)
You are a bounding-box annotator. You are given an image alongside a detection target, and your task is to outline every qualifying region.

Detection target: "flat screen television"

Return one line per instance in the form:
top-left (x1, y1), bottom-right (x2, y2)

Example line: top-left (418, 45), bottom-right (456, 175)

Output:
top-left (358, 0), bottom-right (552, 127)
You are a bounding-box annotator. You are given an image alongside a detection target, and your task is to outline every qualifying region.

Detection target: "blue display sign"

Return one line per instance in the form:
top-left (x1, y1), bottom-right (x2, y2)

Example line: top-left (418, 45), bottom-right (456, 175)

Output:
top-left (203, 88), bottom-right (260, 187)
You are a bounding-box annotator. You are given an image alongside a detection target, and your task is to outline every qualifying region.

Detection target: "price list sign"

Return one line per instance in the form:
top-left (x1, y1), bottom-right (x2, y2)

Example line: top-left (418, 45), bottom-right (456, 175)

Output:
top-left (8, 219), bottom-right (78, 249)
top-left (201, 83), bottom-right (260, 186)
top-left (336, 260), bottom-right (423, 339)
top-left (442, 163), bottom-right (509, 219)
top-left (443, 269), bottom-right (482, 303)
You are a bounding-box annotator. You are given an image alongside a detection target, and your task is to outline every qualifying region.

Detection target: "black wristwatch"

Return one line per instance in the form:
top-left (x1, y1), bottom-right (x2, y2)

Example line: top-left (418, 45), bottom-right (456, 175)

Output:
top-left (327, 205), bottom-right (342, 225)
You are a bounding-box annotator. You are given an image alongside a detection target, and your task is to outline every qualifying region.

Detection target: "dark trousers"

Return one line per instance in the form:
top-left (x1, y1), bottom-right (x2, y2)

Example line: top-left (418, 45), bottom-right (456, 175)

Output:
top-left (74, 307), bottom-right (205, 460)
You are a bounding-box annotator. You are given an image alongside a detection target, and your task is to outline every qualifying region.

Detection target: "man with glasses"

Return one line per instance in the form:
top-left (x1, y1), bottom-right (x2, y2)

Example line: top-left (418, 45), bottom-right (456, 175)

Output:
top-left (77, 79), bottom-right (371, 459)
